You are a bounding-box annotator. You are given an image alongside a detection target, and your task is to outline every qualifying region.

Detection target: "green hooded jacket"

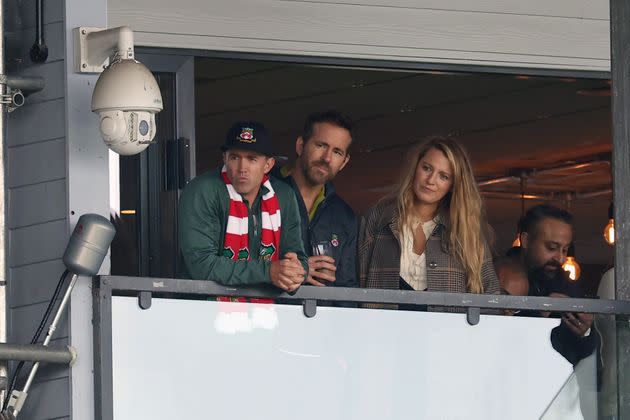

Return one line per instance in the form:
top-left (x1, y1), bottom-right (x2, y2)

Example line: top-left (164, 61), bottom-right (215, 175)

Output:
top-left (178, 169), bottom-right (308, 286)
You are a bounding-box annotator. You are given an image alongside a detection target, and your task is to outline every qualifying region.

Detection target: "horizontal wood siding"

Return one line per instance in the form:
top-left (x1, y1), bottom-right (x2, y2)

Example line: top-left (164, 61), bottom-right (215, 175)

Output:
top-left (18, 378), bottom-right (70, 420)
top-left (281, 0), bottom-right (608, 20)
top-left (108, 0), bottom-right (610, 71)
top-left (6, 1), bottom-right (70, 418)
top-left (8, 219), bottom-right (68, 268)
top-left (7, 138), bottom-right (66, 187)
top-left (9, 260), bottom-right (68, 307)
top-left (9, 180), bottom-right (67, 229)
top-left (8, 100), bottom-right (65, 147)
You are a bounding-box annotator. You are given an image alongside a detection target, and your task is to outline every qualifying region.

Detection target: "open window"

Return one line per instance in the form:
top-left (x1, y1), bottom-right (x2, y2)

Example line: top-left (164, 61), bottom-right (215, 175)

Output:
top-left (193, 57), bottom-right (613, 293)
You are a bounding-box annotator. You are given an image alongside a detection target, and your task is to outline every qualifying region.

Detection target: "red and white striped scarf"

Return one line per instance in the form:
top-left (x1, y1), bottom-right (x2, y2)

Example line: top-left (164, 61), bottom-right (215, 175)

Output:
top-left (221, 165), bottom-right (282, 262)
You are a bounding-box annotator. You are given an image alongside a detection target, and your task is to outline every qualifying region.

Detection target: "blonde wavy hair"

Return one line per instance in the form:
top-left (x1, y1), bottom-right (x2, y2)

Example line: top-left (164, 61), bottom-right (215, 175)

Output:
top-left (389, 136), bottom-right (488, 293)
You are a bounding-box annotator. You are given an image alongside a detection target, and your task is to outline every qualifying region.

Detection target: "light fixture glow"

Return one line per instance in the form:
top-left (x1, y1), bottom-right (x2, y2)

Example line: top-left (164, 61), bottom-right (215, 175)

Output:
top-left (604, 203), bottom-right (615, 245)
top-left (604, 218), bottom-right (615, 245)
top-left (562, 257), bottom-right (581, 281)
top-left (512, 179), bottom-right (526, 249)
top-left (512, 235), bottom-right (521, 247)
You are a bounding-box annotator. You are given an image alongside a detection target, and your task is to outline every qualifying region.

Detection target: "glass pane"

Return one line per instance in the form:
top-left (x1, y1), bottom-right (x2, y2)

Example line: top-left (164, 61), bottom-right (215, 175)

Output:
top-left (598, 312), bottom-right (619, 420)
top-left (616, 315), bottom-right (630, 420)
top-left (541, 353), bottom-right (598, 420)
top-left (541, 312), bottom-right (630, 420)
top-left (110, 296), bottom-right (607, 420)
top-left (111, 154), bottom-right (141, 276)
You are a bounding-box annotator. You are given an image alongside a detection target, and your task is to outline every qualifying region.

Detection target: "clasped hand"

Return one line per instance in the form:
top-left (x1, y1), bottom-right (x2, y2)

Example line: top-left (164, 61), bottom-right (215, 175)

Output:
top-left (270, 252), bottom-right (306, 292)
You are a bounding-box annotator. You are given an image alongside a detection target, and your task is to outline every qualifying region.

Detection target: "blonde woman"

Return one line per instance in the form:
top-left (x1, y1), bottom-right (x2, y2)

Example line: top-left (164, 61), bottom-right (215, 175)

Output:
top-left (358, 137), bottom-right (499, 296)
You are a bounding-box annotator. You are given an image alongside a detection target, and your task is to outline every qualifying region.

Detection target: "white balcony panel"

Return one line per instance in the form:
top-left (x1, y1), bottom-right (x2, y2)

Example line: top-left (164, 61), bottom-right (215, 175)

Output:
top-left (110, 296), bottom-right (588, 420)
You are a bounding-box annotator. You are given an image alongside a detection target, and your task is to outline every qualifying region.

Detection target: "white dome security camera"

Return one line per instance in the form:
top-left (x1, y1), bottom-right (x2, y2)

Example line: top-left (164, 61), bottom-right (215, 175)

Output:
top-left (91, 59), bottom-right (163, 155)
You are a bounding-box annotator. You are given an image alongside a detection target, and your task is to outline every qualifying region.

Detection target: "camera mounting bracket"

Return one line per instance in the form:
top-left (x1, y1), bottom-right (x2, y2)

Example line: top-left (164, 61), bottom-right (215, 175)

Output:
top-left (74, 26), bottom-right (135, 73)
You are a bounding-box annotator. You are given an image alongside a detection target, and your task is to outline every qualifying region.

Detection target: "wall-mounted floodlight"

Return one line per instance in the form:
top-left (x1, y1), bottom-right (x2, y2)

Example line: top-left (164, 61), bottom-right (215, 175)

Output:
top-left (2, 214), bottom-right (116, 418)
top-left (74, 26), bottom-right (163, 155)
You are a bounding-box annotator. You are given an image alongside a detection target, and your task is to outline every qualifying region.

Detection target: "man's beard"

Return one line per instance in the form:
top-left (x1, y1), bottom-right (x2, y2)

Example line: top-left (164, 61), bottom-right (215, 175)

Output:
top-left (302, 159), bottom-right (332, 186)
top-left (539, 260), bottom-right (563, 280)
top-left (527, 260), bottom-right (563, 296)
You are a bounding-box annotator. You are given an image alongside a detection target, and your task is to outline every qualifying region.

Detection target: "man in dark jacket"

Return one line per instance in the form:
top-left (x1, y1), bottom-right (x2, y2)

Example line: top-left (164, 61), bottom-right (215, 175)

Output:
top-left (278, 111), bottom-right (358, 288)
top-left (178, 121), bottom-right (307, 292)
top-left (517, 204), bottom-right (598, 365)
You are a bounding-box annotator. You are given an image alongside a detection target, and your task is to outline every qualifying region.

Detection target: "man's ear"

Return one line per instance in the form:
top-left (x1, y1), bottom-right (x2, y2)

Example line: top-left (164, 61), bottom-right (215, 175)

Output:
top-left (339, 153), bottom-right (350, 172)
top-left (296, 137), bottom-right (304, 157)
top-left (264, 157), bottom-right (276, 174)
top-left (222, 152), bottom-right (228, 165)
top-left (520, 232), bottom-right (529, 250)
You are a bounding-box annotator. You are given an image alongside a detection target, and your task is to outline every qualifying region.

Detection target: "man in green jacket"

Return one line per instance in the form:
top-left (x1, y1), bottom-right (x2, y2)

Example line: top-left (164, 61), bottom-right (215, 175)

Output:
top-left (178, 121), bottom-right (307, 292)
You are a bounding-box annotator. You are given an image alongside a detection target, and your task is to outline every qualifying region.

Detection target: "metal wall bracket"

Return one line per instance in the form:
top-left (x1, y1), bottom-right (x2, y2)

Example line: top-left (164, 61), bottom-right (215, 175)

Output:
top-left (138, 291), bottom-right (152, 310)
top-left (0, 89), bottom-right (24, 113)
top-left (466, 307), bottom-right (480, 326)
top-left (73, 26), bottom-right (135, 73)
top-left (0, 75), bottom-right (45, 112)
top-left (303, 299), bottom-right (317, 318)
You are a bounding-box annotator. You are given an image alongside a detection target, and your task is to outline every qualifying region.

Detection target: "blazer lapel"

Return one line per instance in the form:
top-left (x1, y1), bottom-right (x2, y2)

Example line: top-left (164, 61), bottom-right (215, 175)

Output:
top-left (388, 212), bottom-right (402, 248)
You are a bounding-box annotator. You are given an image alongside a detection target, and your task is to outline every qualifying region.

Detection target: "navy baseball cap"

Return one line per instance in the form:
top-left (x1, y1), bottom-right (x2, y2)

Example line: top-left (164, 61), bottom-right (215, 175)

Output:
top-left (221, 121), bottom-right (275, 157)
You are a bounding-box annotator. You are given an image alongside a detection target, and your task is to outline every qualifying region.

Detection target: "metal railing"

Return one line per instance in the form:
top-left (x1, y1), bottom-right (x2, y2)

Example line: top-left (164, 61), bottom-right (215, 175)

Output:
top-left (93, 275), bottom-right (630, 420)
top-left (97, 275), bottom-right (630, 317)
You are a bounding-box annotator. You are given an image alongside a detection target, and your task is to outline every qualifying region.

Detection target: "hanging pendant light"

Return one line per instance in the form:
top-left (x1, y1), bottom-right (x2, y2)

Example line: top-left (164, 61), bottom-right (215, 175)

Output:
top-left (562, 244), bottom-right (581, 281)
top-left (604, 203), bottom-right (615, 245)
top-left (512, 235), bottom-right (521, 247)
top-left (512, 177), bottom-right (526, 248)
top-left (512, 215), bottom-right (524, 247)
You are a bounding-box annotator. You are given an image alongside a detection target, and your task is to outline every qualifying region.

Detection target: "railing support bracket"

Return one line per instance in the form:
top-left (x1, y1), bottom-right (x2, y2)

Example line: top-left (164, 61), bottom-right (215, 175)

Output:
top-left (303, 299), bottom-right (317, 318)
top-left (467, 307), bottom-right (480, 326)
top-left (138, 291), bottom-right (152, 310)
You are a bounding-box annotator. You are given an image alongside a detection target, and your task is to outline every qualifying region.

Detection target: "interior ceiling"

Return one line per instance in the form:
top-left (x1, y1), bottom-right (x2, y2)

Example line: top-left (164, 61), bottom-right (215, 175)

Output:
top-left (194, 57), bottom-right (614, 267)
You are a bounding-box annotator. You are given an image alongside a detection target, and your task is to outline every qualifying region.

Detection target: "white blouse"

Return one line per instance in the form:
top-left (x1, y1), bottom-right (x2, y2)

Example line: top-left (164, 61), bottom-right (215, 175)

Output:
top-left (400, 218), bottom-right (437, 291)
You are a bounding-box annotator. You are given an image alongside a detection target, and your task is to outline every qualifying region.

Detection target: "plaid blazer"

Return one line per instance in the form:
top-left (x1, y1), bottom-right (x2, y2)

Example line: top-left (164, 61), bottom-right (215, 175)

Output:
top-left (358, 200), bottom-right (499, 295)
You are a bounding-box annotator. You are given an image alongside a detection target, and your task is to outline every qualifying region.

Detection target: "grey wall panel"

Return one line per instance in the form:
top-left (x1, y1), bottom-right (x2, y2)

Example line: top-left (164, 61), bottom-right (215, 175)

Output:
top-left (17, 0), bottom-right (64, 27)
top-left (5, 1), bottom-right (71, 419)
top-left (9, 259), bottom-right (66, 308)
top-left (8, 100), bottom-right (65, 147)
top-left (7, 138), bottom-right (65, 187)
top-left (17, 377), bottom-right (70, 420)
top-left (9, 302), bottom-right (68, 344)
top-left (285, 0), bottom-right (608, 20)
top-left (65, 0), bottom-right (108, 418)
top-left (9, 180), bottom-right (67, 229)
top-left (108, 0), bottom-right (610, 71)
top-left (8, 220), bottom-right (67, 268)
top-left (69, 278), bottom-right (97, 420)
top-left (12, 22), bottom-right (65, 66)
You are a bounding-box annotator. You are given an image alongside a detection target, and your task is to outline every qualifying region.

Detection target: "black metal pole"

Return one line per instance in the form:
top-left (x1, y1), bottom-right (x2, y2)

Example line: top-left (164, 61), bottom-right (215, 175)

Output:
top-left (610, 0), bottom-right (630, 418)
top-left (29, 0), bottom-right (48, 63)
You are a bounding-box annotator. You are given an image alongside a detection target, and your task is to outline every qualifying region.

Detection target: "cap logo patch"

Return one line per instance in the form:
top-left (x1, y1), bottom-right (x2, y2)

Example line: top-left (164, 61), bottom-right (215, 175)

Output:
top-left (238, 127), bottom-right (256, 143)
